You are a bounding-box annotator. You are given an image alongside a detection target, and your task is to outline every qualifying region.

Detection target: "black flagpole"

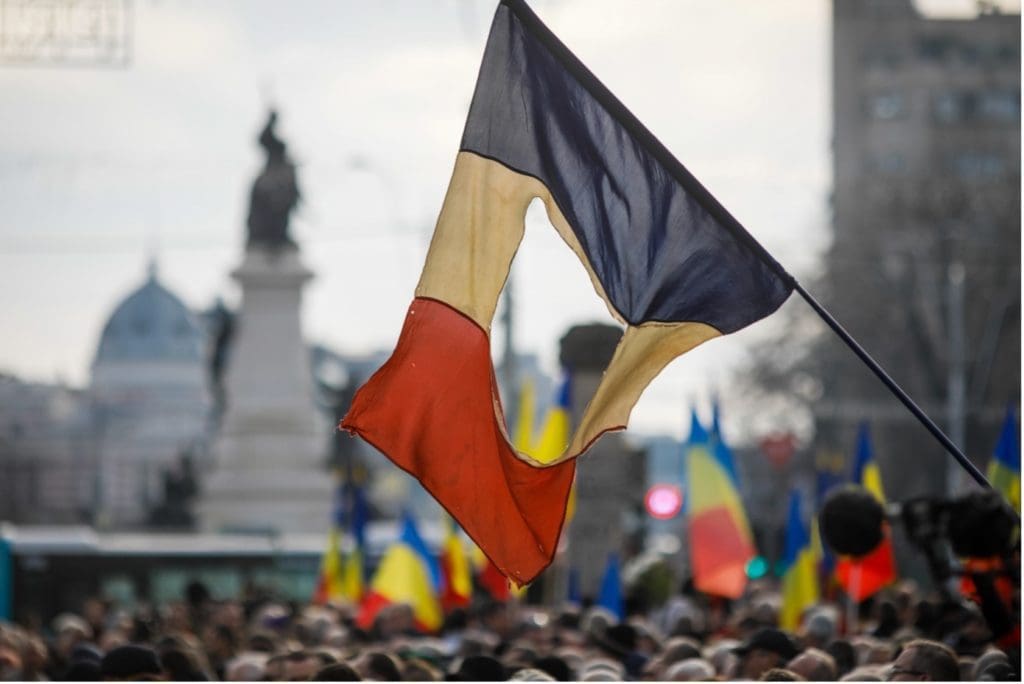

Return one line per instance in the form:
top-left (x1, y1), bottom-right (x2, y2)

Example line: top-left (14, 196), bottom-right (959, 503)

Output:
top-left (792, 280), bottom-right (993, 491)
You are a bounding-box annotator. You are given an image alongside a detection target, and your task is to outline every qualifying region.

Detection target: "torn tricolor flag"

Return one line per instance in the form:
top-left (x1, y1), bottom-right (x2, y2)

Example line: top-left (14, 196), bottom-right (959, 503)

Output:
top-left (343, 0), bottom-right (793, 585)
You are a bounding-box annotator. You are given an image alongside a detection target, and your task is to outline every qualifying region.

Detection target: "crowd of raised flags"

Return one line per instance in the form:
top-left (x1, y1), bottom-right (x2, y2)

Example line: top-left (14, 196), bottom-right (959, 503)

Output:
top-left (316, 400), bottom-right (1019, 636)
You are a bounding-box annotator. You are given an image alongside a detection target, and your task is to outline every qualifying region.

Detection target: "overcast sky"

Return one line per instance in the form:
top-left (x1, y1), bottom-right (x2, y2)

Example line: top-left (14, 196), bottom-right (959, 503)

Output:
top-left (0, 0), bottom-right (1007, 441)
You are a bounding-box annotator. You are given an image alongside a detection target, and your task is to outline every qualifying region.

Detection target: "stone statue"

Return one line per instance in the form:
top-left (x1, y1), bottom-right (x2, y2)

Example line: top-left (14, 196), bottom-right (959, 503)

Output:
top-left (148, 451), bottom-right (199, 529)
top-left (246, 110), bottom-right (300, 249)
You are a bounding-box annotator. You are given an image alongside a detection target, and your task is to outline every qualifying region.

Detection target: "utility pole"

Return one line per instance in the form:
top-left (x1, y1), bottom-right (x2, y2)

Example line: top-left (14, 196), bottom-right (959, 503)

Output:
top-left (946, 261), bottom-right (967, 497)
top-left (500, 273), bottom-right (517, 408)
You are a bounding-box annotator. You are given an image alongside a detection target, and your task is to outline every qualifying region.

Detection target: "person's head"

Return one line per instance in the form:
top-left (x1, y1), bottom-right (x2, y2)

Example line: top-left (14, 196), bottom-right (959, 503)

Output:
top-left (224, 655), bottom-right (266, 682)
top-left (353, 651), bottom-right (402, 681)
top-left (54, 613), bottom-right (93, 659)
top-left (704, 639), bottom-right (740, 678)
top-left (662, 657), bottom-right (716, 681)
top-left (159, 649), bottom-right (204, 681)
top-left (734, 629), bottom-right (800, 680)
top-left (264, 654), bottom-right (287, 681)
top-left (759, 668), bottom-right (806, 681)
top-left (508, 667), bottom-right (556, 681)
top-left (532, 655), bottom-right (573, 679)
top-left (802, 609), bottom-right (837, 649)
top-left (400, 657), bottom-right (442, 681)
top-left (578, 658), bottom-right (625, 682)
top-left (311, 661), bottom-right (360, 681)
top-left (957, 657), bottom-right (976, 681)
top-left (787, 647), bottom-right (838, 681)
top-left (887, 639), bottom-right (959, 681)
top-left (641, 636), bottom-right (702, 680)
top-left (972, 649), bottom-right (1010, 679)
top-left (283, 650), bottom-right (319, 682)
top-left (247, 631), bottom-right (277, 654)
top-left (841, 665), bottom-right (884, 681)
top-left (480, 600), bottom-right (514, 640)
top-left (827, 639), bottom-right (858, 677)
top-left (0, 626), bottom-right (25, 680)
top-left (100, 645), bottom-right (164, 681)
top-left (449, 655), bottom-right (507, 681)
top-left (978, 663), bottom-right (1017, 681)
top-left (203, 624), bottom-right (237, 658)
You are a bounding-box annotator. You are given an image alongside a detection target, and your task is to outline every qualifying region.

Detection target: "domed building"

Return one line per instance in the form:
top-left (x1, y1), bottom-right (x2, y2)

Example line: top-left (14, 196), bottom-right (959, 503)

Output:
top-left (90, 263), bottom-right (211, 528)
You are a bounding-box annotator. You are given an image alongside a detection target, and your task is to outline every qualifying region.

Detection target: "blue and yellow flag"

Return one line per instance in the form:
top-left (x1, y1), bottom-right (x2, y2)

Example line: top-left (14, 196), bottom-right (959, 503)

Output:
top-left (313, 477), bottom-right (368, 605)
top-left (835, 423), bottom-right (897, 601)
top-left (342, 0), bottom-right (793, 585)
top-left (780, 490), bottom-right (819, 630)
top-left (987, 406), bottom-right (1020, 513)
top-left (341, 479), bottom-right (368, 602)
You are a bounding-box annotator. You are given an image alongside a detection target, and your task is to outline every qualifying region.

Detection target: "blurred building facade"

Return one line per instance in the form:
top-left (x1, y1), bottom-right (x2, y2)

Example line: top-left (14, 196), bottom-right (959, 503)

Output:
top-left (0, 263), bottom-right (399, 529)
top-left (90, 263), bottom-right (212, 527)
top-left (817, 0), bottom-right (1020, 497)
top-left (0, 376), bottom-right (92, 524)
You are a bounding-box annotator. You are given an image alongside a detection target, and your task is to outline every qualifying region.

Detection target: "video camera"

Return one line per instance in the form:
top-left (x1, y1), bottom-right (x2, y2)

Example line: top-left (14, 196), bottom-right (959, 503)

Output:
top-left (819, 485), bottom-right (1019, 639)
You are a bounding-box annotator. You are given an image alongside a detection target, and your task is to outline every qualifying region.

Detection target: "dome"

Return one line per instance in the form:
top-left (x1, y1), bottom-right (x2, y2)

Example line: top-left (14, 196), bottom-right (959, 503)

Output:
top-left (94, 264), bottom-right (203, 365)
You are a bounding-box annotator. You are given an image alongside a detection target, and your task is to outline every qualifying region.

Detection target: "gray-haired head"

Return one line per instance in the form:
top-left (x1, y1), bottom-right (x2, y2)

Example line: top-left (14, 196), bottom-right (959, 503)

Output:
top-left (664, 657), bottom-right (717, 681)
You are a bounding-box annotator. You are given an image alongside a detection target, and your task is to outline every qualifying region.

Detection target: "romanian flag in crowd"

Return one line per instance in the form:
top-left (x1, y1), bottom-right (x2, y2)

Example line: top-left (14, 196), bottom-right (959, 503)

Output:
top-left (835, 423), bottom-right (897, 601)
top-left (780, 490), bottom-right (819, 630)
top-left (684, 410), bottom-right (756, 598)
top-left (342, 0), bottom-right (793, 585)
top-left (357, 513), bottom-right (443, 633)
top-left (440, 516), bottom-right (473, 611)
top-left (987, 406), bottom-right (1020, 513)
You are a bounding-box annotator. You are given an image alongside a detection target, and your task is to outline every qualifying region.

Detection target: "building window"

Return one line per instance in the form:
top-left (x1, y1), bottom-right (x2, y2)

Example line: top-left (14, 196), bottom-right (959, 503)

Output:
top-left (864, 48), bottom-right (903, 70)
top-left (918, 35), bottom-right (954, 62)
top-left (870, 152), bottom-right (907, 175)
top-left (994, 43), bottom-right (1019, 64)
top-left (867, 92), bottom-right (906, 120)
top-left (951, 153), bottom-right (1005, 180)
top-left (977, 90), bottom-right (1020, 122)
top-left (933, 91), bottom-right (966, 123)
top-left (933, 90), bottom-right (1020, 124)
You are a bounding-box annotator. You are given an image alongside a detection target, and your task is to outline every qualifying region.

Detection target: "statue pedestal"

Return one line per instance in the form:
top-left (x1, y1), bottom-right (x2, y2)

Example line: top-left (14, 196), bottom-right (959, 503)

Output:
top-left (200, 246), bottom-right (333, 534)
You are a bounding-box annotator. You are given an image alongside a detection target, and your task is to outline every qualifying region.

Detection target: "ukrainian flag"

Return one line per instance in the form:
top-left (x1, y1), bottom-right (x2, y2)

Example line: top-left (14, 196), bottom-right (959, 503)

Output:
top-left (780, 490), bottom-right (819, 630)
top-left (312, 479), bottom-right (353, 605)
top-left (343, 0), bottom-right (793, 586)
top-left (987, 406), bottom-right (1020, 513)
top-left (835, 423), bottom-right (897, 601)
top-left (341, 479), bottom-right (367, 602)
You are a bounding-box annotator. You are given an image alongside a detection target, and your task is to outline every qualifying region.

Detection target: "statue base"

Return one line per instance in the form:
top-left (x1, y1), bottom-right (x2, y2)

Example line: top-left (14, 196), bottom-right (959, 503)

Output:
top-left (199, 246), bottom-right (333, 535)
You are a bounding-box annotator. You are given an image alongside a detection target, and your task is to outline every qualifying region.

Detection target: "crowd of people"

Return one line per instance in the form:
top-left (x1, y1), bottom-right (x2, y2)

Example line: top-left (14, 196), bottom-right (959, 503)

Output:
top-left (0, 574), bottom-right (1018, 681)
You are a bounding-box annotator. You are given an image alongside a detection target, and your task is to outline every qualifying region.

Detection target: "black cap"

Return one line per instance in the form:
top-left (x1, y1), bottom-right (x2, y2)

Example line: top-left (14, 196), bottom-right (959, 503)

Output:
top-left (63, 660), bottom-right (103, 681)
top-left (733, 628), bottom-right (800, 661)
top-left (100, 645), bottom-right (162, 680)
top-left (69, 643), bottom-right (104, 664)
